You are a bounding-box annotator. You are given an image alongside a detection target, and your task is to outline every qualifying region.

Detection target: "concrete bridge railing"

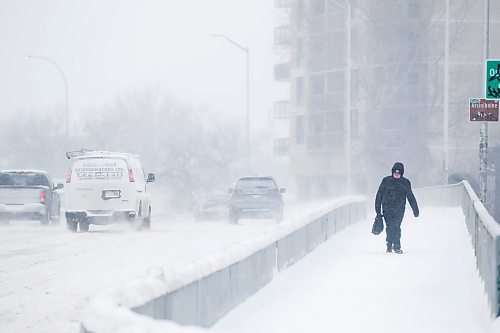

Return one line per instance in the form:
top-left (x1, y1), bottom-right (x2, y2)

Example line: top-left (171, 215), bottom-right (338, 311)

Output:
top-left (81, 197), bottom-right (366, 333)
top-left (414, 181), bottom-right (500, 318)
top-left (81, 181), bottom-right (500, 333)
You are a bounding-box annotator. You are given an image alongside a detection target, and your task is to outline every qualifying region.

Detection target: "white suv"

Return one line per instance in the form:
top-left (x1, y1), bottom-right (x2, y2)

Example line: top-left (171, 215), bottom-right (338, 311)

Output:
top-left (64, 150), bottom-right (155, 232)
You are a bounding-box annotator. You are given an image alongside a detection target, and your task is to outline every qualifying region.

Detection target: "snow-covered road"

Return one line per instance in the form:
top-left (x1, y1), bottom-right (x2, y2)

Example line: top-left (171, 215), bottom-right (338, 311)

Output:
top-left (1, 204), bottom-right (499, 333)
top-left (0, 201), bottom-right (324, 333)
top-left (0, 214), bottom-right (277, 332)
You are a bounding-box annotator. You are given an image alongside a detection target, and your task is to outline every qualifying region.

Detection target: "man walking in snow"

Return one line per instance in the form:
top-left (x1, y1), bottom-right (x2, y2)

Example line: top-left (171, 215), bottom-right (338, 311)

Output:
top-left (375, 162), bottom-right (419, 254)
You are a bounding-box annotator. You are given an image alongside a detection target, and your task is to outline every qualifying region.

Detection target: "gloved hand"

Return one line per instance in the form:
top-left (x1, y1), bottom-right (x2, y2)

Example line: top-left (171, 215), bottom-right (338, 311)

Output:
top-left (414, 212), bottom-right (419, 217)
top-left (376, 213), bottom-right (383, 217)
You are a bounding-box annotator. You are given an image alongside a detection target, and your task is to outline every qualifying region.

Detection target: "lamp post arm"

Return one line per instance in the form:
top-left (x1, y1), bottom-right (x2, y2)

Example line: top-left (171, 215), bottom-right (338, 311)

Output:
top-left (209, 34), bottom-right (251, 173)
top-left (25, 55), bottom-right (69, 139)
top-left (25, 55), bottom-right (68, 89)
top-left (210, 34), bottom-right (248, 53)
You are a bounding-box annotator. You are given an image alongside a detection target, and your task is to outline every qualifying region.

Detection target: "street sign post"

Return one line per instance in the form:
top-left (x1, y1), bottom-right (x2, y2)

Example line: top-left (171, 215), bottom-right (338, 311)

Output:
top-left (469, 98), bottom-right (499, 121)
top-left (485, 59), bottom-right (500, 99)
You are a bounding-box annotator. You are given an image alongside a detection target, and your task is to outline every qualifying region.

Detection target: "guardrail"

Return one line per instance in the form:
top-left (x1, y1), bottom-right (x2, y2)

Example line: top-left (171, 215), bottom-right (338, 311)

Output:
top-left (414, 181), bottom-right (500, 318)
top-left (81, 181), bottom-right (500, 333)
top-left (81, 197), bottom-right (366, 333)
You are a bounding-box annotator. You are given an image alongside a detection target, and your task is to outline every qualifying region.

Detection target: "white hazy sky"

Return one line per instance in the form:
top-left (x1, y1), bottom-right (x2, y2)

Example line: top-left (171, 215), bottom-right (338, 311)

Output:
top-left (0, 0), bottom-right (287, 126)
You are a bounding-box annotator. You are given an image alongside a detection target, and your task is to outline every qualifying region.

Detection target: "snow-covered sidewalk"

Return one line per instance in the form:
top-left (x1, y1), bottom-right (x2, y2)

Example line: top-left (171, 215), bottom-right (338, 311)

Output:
top-left (213, 207), bottom-right (499, 333)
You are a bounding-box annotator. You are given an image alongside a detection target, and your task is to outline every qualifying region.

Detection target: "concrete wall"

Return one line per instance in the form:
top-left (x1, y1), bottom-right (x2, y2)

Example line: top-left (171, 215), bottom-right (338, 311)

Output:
top-left (81, 198), bottom-right (366, 333)
top-left (81, 182), bottom-right (500, 333)
top-left (415, 182), bottom-right (500, 317)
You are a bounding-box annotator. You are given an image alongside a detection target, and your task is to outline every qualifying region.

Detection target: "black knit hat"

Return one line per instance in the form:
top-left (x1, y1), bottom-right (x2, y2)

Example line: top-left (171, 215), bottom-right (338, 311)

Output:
top-left (391, 162), bottom-right (404, 176)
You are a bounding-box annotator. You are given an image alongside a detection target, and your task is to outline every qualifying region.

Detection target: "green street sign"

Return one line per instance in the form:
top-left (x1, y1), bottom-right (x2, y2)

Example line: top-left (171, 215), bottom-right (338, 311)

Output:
top-left (486, 59), bottom-right (500, 99)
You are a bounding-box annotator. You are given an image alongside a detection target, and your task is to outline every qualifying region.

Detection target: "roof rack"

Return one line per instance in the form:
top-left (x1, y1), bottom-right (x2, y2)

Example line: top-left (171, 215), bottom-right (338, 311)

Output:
top-left (66, 149), bottom-right (139, 160)
top-left (66, 149), bottom-right (94, 159)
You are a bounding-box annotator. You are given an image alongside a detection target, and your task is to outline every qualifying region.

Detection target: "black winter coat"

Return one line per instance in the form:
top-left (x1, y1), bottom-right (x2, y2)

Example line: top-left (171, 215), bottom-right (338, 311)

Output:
top-left (375, 175), bottom-right (419, 218)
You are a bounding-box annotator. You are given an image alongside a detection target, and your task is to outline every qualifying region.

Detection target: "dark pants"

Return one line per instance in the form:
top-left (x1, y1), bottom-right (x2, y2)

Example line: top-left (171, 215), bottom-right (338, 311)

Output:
top-left (384, 213), bottom-right (404, 250)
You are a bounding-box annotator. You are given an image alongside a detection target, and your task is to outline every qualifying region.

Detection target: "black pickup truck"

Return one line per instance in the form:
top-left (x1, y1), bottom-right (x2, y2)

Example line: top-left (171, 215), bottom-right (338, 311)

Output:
top-left (0, 170), bottom-right (63, 225)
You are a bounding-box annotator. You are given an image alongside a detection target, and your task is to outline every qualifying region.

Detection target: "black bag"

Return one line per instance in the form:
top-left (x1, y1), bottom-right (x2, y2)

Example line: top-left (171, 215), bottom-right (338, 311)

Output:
top-left (371, 215), bottom-right (384, 235)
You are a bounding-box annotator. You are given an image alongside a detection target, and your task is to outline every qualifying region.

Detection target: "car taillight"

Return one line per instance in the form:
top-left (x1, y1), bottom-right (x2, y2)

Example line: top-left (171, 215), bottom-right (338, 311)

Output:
top-left (233, 188), bottom-right (242, 193)
top-left (40, 190), bottom-right (47, 203)
top-left (269, 188), bottom-right (279, 193)
top-left (128, 169), bottom-right (135, 182)
top-left (65, 169), bottom-right (72, 183)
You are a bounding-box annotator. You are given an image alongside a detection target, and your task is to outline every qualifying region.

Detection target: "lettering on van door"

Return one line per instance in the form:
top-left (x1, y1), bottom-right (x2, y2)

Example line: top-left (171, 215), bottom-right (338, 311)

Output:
top-left (75, 162), bottom-right (125, 180)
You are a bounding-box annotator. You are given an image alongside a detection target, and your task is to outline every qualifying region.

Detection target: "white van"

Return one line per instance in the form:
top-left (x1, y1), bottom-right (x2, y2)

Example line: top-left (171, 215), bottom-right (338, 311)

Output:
top-left (64, 150), bottom-right (155, 232)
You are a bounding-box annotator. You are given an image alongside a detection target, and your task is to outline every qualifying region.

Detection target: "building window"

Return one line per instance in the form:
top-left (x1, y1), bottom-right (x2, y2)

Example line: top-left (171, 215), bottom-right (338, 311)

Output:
top-left (274, 25), bottom-right (291, 46)
top-left (273, 138), bottom-right (290, 155)
top-left (409, 0), bottom-right (421, 18)
top-left (274, 100), bottom-right (290, 119)
top-left (296, 0), bottom-right (305, 28)
top-left (274, 62), bottom-right (290, 81)
top-left (309, 74), bottom-right (325, 95)
top-left (325, 111), bottom-right (344, 132)
top-left (308, 113), bottom-right (326, 134)
top-left (310, 34), bottom-right (325, 55)
top-left (311, 0), bottom-right (326, 16)
top-left (296, 38), bottom-right (304, 67)
top-left (326, 71), bottom-right (344, 94)
top-left (408, 72), bottom-right (419, 85)
top-left (296, 77), bottom-right (304, 105)
top-left (296, 115), bottom-right (305, 144)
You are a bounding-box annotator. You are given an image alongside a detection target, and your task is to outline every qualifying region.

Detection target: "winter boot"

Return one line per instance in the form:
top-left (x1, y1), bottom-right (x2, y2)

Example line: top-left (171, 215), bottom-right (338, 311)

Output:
top-left (386, 244), bottom-right (392, 253)
top-left (394, 248), bottom-right (403, 254)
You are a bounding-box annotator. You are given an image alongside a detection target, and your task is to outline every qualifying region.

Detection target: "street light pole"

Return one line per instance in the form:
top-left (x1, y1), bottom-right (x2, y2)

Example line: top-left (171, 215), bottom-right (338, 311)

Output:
top-left (444, 0), bottom-right (449, 185)
top-left (480, 0), bottom-right (490, 205)
top-left (25, 55), bottom-right (69, 140)
top-left (329, 0), bottom-right (352, 194)
top-left (210, 34), bottom-right (250, 174)
top-left (346, 3), bottom-right (352, 194)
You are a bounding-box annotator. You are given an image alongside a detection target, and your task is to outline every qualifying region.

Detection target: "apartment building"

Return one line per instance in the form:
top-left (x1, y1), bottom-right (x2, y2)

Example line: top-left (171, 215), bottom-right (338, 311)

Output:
top-left (275, 0), bottom-right (500, 201)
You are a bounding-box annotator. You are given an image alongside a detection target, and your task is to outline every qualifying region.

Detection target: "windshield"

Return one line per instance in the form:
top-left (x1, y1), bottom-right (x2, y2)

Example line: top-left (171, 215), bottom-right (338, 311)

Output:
top-left (0, 172), bottom-right (50, 187)
top-left (236, 178), bottom-right (276, 190)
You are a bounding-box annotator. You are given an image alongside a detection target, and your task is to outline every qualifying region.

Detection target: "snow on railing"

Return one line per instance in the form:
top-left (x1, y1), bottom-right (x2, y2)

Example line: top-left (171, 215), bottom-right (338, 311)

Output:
top-left (81, 197), bottom-right (366, 333)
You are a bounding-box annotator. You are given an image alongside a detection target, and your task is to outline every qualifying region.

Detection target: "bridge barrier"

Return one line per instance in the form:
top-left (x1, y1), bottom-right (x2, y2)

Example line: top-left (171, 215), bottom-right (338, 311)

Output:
top-left (81, 180), bottom-right (500, 332)
top-left (81, 197), bottom-right (366, 333)
top-left (414, 181), bottom-right (500, 318)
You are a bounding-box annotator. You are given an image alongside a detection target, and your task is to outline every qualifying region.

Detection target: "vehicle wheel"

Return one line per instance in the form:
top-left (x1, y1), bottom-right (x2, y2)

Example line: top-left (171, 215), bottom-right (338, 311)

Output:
top-left (229, 209), bottom-right (238, 224)
top-left (50, 214), bottom-right (61, 225)
top-left (66, 220), bottom-right (78, 232)
top-left (141, 207), bottom-right (151, 230)
top-left (79, 220), bottom-right (89, 232)
top-left (274, 205), bottom-right (284, 223)
top-left (51, 204), bottom-right (61, 225)
top-left (40, 211), bottom-right (50, 225)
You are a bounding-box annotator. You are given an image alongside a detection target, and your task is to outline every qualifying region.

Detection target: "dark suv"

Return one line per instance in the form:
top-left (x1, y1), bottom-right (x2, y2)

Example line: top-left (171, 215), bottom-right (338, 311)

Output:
top-left (229, 176), bottom-right (285, 224)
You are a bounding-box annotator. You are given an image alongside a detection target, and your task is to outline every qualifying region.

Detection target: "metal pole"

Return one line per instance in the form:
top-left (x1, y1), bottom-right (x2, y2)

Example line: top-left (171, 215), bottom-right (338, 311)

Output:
top-left (346, 2), bottom-right (352, 194)
top-left (209, 34), bottom-right (250, 174)
top-left (480, 0), bottom-right (490, 204)
top-left (245, 48), bottom-right (250, 174)
top-left (444, 0), bottom-right (449, 185)
top-left (329, 0), bottom-right (351, 194)
top-left (25, 55), bottom-right (69, 140)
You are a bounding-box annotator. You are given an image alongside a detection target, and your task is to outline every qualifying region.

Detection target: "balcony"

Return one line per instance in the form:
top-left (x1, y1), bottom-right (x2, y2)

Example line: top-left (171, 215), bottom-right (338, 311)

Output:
top-left (275, 0), bottom-right (292, 8)
top-left (273, 138), bottom-right (290, 155)
top-left (274, 100), bottom-right (290, 119)
top-left (274, 62), bottom-right (290, 81)
top-left (274, 25), bottom-right (292, 46)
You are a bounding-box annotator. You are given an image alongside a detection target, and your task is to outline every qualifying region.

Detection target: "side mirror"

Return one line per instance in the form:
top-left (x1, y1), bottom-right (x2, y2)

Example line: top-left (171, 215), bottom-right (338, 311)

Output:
top-left (280, 188), bottom-right (286, 193)
top-left (56, 183), bottom-right (64, 189)
top-left (147, 173), bottom-right (156, 183)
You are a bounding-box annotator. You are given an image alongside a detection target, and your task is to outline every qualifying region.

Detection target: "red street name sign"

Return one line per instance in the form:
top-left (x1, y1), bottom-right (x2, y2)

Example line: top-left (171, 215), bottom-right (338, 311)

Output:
top-left (469, 98), bottom-right (499, 121)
